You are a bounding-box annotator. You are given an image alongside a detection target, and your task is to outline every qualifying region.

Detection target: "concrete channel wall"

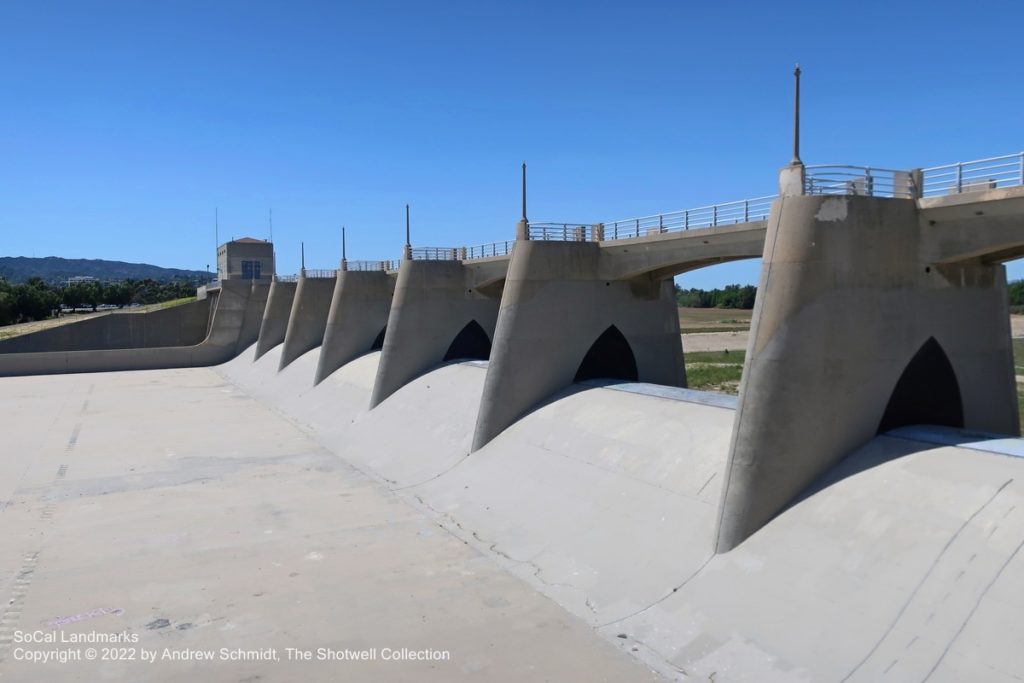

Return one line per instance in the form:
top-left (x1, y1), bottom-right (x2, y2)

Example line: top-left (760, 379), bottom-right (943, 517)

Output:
top-left (0, 299), bottom-right (211, 354)
top-left (0, 280), bottom-right (261, 376)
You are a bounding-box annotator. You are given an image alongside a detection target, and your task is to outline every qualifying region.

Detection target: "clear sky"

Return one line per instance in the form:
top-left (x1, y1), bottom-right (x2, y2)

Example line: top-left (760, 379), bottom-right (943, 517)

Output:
top-left (2, 0), bottom-right (1023, 287)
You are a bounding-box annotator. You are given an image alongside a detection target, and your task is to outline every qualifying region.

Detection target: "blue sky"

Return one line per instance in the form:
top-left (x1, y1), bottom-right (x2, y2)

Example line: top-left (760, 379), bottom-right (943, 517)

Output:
top-left (2, 0), bottom-right (1023, 287)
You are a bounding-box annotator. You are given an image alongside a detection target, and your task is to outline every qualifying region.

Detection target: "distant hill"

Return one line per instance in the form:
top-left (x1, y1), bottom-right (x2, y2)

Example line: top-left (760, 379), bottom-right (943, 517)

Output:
top-left (0, 256), bottom-right (208, 284)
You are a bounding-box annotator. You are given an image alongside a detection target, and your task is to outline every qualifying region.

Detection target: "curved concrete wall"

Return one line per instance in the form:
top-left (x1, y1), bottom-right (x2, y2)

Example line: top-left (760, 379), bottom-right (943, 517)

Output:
top-left (314, 270), bottom-right (394, 384)
top-left (0, 299), bottom-right (211, 353)
top-left (0, 280), bottom-right (260, 376)
top-left (370, 260), bottom-right (500, 408)
top-left (254, 280), bottom-right (297, 360)
top-left (716, 194), bottom-right (1018, 552)
top-left (472, 240), bottom-right (685, 449)
top-left (278, 275), bottom-right (336, 371)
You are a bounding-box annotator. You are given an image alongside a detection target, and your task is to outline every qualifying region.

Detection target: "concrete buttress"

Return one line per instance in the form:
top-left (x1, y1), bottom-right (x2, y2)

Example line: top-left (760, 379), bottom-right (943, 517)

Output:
top-left (314, 270), bottom-right (396, 384)
top-left (369, 260), bottom-right (501, 408)
top-left (279, 275), bottom-right (336, 371)
top-left (472, 240), bottom-right (685, 450)
top-left (255, 280), bottom-right (297, 361)
top-left (715, 192), bottom-right (1019, 552)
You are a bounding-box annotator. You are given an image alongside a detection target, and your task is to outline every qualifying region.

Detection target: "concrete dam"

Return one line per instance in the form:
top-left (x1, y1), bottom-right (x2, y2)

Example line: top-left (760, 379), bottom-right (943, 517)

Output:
top-left (2, 155), bottom-right (1024, 681)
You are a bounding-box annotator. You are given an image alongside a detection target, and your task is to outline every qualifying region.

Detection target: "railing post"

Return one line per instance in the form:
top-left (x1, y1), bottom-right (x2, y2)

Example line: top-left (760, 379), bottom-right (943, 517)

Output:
top-left (743, 200), bottom-right (749, 222)
top-left (956, 162), bottom-right (963, 193)
top-left (865, 169), bottom-right (874, 197)
top-left (712, 205), bottom-right (718, 226)
top-left (659, 215), bottom-right (664, 233)
top-left (684, 211), bottom-right (689, 230)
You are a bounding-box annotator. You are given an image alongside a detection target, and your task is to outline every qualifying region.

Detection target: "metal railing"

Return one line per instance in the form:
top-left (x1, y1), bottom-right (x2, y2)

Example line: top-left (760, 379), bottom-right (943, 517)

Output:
top-left (302, 269), bottom-right (338, 279)
top-left (409, 247), bottom-right (461, 261)
top-left (922, 152), bottom-right (1024, 197)
top-left (344, 260), bottom-right (397, 272)
top-left (464, 241), bottom-right (513, 259)
top-left (804, 166), bottom-right (917, 198)
top-left (602, 195), bottom-right (775, 240)
top-left (527, 223), bottom-right (596, 241)
top-left (274, 274), bottom-right (298, 282)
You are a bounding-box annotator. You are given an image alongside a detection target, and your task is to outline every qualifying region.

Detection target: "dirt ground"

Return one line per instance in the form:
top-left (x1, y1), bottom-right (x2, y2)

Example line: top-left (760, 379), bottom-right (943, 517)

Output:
top-left (684, 313), bottom-right (1024, 354)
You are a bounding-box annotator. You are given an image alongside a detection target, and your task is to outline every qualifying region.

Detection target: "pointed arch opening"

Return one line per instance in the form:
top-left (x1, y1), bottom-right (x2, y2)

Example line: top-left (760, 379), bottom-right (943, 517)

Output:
top-left (574, 325), bottom-right (638, 383)
top-left (443, 320), bottom-right (491, 361)
top-left (878, 337), bottom-right (964, 433)
top-left (371, 326), bottom-right (387, 351)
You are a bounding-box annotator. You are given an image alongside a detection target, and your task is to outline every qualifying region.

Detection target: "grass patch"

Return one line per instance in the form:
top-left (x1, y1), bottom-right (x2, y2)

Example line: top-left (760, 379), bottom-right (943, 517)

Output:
top-left (685, 349), bottom-right (745, 394)
top-left (685, 349), bottom-right (746, 364)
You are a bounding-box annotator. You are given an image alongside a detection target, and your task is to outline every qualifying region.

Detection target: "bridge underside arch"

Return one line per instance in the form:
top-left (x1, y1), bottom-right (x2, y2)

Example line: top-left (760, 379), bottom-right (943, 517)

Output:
top-left (444, 320), bottom-right (491, 361)
top-left (574, 325), bottom-right (638, 382)
top-left (878, 337), bottom-right (964, 433)
top-left (371, 326), bottom-right (387, 351)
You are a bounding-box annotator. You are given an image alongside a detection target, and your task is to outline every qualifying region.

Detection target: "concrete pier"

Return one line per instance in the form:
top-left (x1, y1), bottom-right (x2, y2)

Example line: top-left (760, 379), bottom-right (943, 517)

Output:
top-left (715, 189), bottom-right (1020, 552)
top-left (254, 279), bottom-right (297, 360)
top-left (235, 281), bottom-right (271, 354)
top-left (369, 260), bottom-right (501, 408)
top-left (278, 274), bottom-right (336, 371)
top-left (314, 270), bottom-right (395, 385)
top-left (473, 240), bottom-right (685, 450)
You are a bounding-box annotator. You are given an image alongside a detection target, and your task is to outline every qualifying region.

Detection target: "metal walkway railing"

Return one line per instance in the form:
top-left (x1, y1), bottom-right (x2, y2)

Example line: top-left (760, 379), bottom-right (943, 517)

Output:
top-left (601, 195), bottom-right (776, 240)
top-left (804, 166), bottom-right (916, 198)
top-left (302, 269), bottom-right (338, 279)
top-left (410, 241), bottom-right (515, 261)
top-left (344, 260), bottom-right (399, 272)
top-left (922, 153), bottom-right (1024, 197)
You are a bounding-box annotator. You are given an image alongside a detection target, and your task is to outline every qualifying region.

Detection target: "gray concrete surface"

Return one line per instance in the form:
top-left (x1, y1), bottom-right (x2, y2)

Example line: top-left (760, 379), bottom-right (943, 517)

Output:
top-left (369, 260), bottom-right (501, 408)
top-left (279, 275), bottom-right (336, 371)
top-left (0, 280), bottom-right (261, 377)
top-left (254, 280), bottom-right (297, 361)
top-left (314, 271), bottom-right (394, 385)
top-left (717, 192), bottom-right (1019, 552)
top-left (215, 349), bottom-right (1024, 682)
top-left (0, 364), bottom-right (657, 682)
top-left (0, 299), bottom-right (211, 354)
top-left (473, 240), bottom-right (686, 450)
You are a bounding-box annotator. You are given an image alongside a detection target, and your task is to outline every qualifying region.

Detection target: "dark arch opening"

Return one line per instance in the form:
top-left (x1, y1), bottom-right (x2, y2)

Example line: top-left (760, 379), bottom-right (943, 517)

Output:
top-left (443, 320), bottom-right (491, 361)
top-left (878, 337), bottom-right (964, 433)
top-left (574, 325), bottom-right (638, 383)
top-left (371, 326), bottom-right (386, 351)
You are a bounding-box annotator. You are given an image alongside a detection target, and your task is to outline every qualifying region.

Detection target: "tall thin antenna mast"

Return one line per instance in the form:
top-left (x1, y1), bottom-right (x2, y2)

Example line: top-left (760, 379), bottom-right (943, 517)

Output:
top-left (791, 64), bottom-right (802, 166)
top-left (521, 162), bottom-right (527, 222)
top-left (405, 204), bottom-right (411, 246)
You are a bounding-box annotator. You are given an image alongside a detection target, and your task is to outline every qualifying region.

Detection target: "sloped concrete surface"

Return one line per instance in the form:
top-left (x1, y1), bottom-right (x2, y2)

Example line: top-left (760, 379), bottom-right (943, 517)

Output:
top-left (0, 367), bottom-right (658, 682)
top-left (213, 354), bottom-right (1024, 682)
